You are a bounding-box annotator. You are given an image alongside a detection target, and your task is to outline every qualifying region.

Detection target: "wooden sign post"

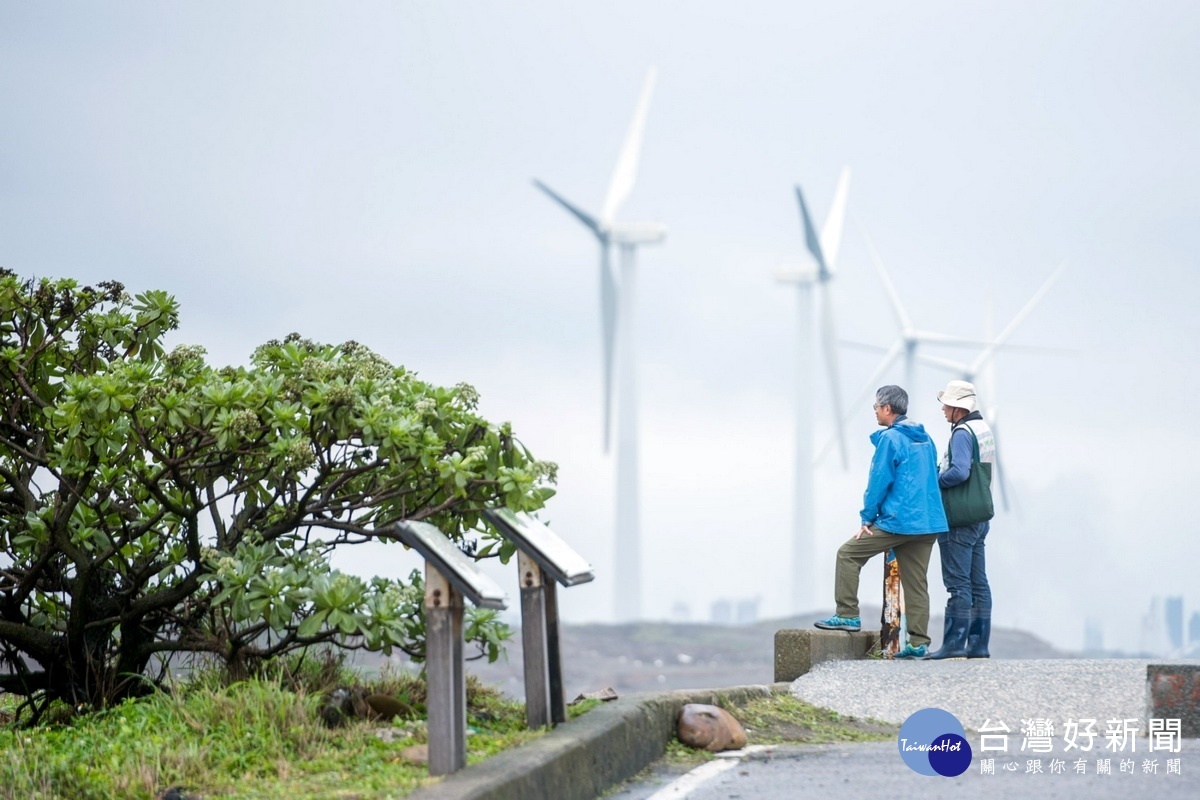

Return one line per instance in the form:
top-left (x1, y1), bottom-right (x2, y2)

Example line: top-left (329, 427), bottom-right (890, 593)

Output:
top-left (484, 508), bottom-right (594, 729)
top-left (387, 520), bottom-right (508, 776)
top-left (424, 562), bottom-right (466, 774)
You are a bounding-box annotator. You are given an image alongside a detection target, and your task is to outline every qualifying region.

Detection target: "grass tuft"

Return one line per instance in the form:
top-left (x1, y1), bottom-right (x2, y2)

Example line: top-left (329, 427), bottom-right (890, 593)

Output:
top-left (0, 665), bottom-right (562, 800)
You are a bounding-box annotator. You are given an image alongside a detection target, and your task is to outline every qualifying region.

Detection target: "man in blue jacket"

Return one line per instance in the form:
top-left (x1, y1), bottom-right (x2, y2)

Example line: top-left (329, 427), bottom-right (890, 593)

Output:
top-left (815, 385), bottom-right (949, 659)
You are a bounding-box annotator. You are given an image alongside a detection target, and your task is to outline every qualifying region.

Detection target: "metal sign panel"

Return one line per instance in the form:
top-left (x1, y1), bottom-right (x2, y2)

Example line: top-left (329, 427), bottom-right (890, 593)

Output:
top-left (483, 508), bottom-right (595, 587)
top-left (388, 521), bottom-right (508, 610)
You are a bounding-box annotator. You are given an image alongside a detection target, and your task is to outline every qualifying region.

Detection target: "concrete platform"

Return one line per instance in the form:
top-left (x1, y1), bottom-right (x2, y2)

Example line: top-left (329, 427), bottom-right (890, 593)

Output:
top-left (774, 628), bottom-right (877, 682)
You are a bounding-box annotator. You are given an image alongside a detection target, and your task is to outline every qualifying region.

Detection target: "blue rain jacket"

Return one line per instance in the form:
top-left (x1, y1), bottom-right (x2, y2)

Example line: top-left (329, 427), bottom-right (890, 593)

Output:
top-left (859, 415), bottom-right (949, 535)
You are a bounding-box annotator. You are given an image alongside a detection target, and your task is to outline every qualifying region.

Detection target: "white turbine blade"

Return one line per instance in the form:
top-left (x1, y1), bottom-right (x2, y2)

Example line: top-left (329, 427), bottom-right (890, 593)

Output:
top-left (855, 216), bottom-right (912, 332)
top-left (816, 339), bottom-right (904, 463)
top-left (994, 261), bottom-right (1066, 344)
top-left (601, 246), bottom-right (618, 452)
top-left (911, 330), bottom-right (1004, 347)
top-left (818, 284), bottom-right (848, 469)
top-left (921, 343), bottom-right (1073, 382)
top-left (601, 67), bottom-right (657, 225)
top-left (917, 352), bottom-right (970, 374)
top-left (969, 260), bottom-right (1067, 375)
top-left (819, 167), bottom-right (852, 273)
top-left (534, 180), bottom-right (603, 237)
top-left (794, 186), bottom-right (830, 278)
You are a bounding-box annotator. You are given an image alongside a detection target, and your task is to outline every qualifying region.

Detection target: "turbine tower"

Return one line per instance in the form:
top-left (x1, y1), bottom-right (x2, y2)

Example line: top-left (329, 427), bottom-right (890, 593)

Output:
top-left (775, 169), bottom-right (851, 613)
top-left (533, 68), bottom-right (666, 621)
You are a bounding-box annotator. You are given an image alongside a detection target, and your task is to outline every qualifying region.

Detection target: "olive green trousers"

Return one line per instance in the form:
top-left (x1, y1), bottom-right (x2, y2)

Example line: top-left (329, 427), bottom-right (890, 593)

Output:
top-left (834, 526), bottom-right (939, 647)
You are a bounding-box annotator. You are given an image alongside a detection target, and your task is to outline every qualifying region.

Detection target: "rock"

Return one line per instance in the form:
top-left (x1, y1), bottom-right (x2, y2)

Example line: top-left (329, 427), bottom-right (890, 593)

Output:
top-left (399, 744), bottom-right (429, 765)
top-left (155, 788), bottom-right (202, 800)
top-left (364, 693), bottom-right (412, 721)
top-left (319, 687), bottom-right (359, 728)
top-left (374, 728), bottom-right (401, 744)
top-left (676, 703), bottom-right (748, 752)
top-left (569, 687), bottom-right (619, 705)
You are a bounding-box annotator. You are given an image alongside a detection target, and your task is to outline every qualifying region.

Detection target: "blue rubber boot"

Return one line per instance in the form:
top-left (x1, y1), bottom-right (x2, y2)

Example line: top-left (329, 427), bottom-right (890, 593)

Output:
top-left (967, 608), bottom-right (991, 659)
top-left (928, 610), bottom-right (970, 660)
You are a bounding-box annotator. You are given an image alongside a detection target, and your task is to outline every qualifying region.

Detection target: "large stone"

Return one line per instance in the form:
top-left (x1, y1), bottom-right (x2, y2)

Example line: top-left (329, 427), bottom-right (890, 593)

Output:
top-left (1147, 664), bottom-right (1200, 738)
top-left (365, 693), bottom-right (413, 721)
top-left (676, 703), bottom-right (748, 752)
top-left (774, 629), bottom-right (877, 682)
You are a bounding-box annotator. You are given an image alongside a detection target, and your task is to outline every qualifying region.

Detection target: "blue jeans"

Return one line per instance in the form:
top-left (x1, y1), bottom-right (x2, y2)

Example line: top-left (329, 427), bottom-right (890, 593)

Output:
top-left (937, 522), bottom-right (991, 611)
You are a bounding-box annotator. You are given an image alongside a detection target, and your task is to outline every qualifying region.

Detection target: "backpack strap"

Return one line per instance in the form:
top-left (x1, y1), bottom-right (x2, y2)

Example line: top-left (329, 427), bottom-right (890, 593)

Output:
top-left (948, 422), bottom-right (981, 468)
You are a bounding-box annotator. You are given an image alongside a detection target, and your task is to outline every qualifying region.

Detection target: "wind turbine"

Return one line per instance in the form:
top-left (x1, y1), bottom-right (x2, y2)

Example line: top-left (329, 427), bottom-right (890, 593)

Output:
top-left (917, 263), bottom-right (1068, 511)
top-left (775, 168), bottom-right (851, 613)
top-left (817, 221), bottom-right (992, 462)
top-left (533, 68), bottom-right (666, 621)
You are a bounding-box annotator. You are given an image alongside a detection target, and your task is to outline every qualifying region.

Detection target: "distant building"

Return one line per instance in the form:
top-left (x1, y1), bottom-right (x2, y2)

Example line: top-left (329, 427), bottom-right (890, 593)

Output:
top-left (1165, 596), bottom-right (1184, 652)
top-left (711, 597), bottom-right (760, 626)
top-left (1083, 618), bottom-right (1104, 653)
top-left (1189, 612), bottom-right (1200, 646)
top-left (735, 598), bottom-right (759, 626)
top-left (670, 601), bottom-right (691, 622)
top-left (1141, 597), bottom-right (1166, 655)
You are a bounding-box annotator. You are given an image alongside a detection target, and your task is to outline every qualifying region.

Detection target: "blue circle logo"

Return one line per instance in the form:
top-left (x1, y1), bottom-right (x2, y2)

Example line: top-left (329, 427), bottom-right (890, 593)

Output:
top-left (897, 708), bottom-right (972, 777)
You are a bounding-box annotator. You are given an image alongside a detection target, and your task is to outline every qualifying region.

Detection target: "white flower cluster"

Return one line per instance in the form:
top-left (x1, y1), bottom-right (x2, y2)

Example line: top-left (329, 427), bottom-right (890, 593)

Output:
top-left (454, 382), bottom-right (480, 409)
top-left (532, 460), bottom-right (559, 482)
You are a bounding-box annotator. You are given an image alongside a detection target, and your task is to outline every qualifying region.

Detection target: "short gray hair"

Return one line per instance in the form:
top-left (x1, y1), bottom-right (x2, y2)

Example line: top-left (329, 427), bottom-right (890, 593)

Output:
top-left (875, 385), bottom-right (908, 415)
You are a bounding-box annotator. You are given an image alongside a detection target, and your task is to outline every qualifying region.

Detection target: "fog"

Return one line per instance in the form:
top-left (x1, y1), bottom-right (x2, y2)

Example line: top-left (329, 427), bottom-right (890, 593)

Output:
top-left (2, 1), bottom-right (1197, 653)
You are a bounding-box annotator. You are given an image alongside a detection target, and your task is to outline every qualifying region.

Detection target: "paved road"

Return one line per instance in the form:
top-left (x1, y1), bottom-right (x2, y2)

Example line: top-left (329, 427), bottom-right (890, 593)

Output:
top-left (610, 739), bottom-right (1200, 799)
top-left (790, 658), bottom-right (1169, 728)
top-left (611, 658), bottom-right (1200, 798)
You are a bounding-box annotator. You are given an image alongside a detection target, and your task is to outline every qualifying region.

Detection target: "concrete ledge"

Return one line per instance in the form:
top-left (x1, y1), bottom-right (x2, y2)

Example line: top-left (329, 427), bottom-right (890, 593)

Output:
top-left (774, 629), bottom-right (877, 682)
top-left (1147, 664), bottom-right (1200, 737)
top-left (407, 683), bottom-right (789, 800)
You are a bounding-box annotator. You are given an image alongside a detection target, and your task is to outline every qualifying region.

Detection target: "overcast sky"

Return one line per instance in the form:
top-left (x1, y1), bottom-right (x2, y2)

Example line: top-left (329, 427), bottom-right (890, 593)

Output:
top-left (2, 2), bottom-right (1197, 652)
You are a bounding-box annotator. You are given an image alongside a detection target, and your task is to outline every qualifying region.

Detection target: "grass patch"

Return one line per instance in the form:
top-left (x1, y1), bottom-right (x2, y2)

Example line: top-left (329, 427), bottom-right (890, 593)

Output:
top-left (0, 666), bottom-right (562, 800)
top-left (736, 693), bottom-right (896, 745)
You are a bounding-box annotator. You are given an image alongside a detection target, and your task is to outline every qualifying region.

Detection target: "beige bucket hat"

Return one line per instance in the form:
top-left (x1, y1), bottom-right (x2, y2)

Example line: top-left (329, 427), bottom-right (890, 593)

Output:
top-left (937, 380), bottom-right (978, 412)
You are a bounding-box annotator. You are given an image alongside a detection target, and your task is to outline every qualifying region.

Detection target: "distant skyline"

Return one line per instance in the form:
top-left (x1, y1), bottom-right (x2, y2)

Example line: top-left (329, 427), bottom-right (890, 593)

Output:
top-left (2, 2), bottom-right (1198, 652)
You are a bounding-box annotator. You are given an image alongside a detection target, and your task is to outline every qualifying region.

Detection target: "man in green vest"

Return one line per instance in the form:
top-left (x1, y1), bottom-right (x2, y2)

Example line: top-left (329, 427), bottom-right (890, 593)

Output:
top-left (928, 380), bottom-right (996, 660)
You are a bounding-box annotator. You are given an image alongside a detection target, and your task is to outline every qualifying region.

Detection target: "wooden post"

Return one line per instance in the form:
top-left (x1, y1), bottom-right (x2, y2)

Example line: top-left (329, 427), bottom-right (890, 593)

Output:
top-left (882, 549), bottom-right (902, 656)
top-left (518, 551), bottom-right (551, 728)
top-left (544, 579), bottom-right (567, 725)
top-left (480, 507), bottom-right (593, 729)
top-left (425, 563), bottom-right (466, 775)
